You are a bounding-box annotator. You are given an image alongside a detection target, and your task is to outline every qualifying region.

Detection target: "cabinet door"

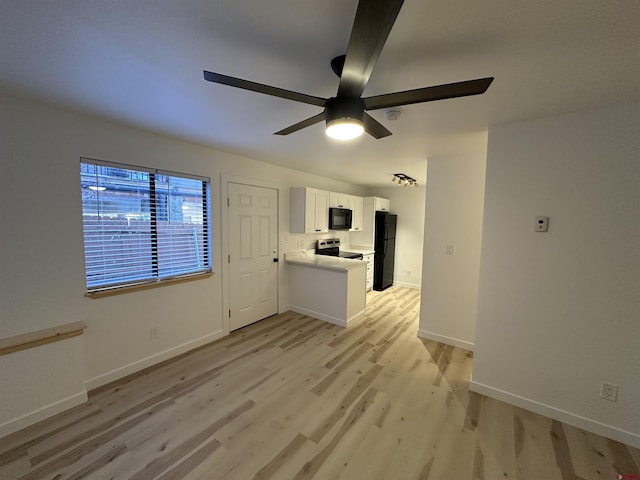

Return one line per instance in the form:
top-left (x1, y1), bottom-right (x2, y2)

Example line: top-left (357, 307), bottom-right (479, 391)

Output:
top-left (363, 253), bottom-right (374, 291)
top-left (314, 189), bottom-right (329, 232)
top-left (329, 192), bottom-right (350, 208)
top-left (303, 189), bottom-right (317, 233)
top-left (375, 197), bottom-right (390, 212)
top-left (328, 192), bottom-right (340, 208)
top-left (350, 195), bottom-right (364, 231)
top-left (290, 187), bottom-right (330, 233)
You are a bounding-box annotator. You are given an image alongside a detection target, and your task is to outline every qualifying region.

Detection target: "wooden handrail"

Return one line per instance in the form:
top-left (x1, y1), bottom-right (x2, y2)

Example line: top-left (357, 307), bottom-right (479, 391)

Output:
top-left (0, 321), bottom-right (87, 357)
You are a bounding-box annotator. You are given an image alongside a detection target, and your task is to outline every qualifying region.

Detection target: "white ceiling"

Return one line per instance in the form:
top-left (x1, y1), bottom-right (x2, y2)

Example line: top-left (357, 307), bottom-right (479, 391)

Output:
top-left (1, 0), bottom-right (638, 186)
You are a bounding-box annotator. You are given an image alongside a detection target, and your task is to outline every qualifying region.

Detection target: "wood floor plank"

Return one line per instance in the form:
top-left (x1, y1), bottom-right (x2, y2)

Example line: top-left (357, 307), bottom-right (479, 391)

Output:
top-left (128, 400), bottom-right (253, 480)
top-left (310, 341), bottom-right (374, 396)
top-left (513, 407), bottom-right (564, 480)
top-left (154, 437), bottom-right (221, 480)
top-left (427, 422), bottom-right (477, 479)
top-left (252, 433), bottom-right (309, 480)
top-left (606, 438), bottom-right (640, 476)
top-left (323, 329), bottom-right (376, 369)
top-left (474, 395), bottom-right (517, 479)
top-left (2, 286), bottom-right (638, 480)
top-left (335, 424), bottom-right (400, 480)
top-left (308, 364), bottom-right (383, 443)
top-left (379, 396), bottom-right (448, 478)
top-left (293, 387), bottom-right (381, 480)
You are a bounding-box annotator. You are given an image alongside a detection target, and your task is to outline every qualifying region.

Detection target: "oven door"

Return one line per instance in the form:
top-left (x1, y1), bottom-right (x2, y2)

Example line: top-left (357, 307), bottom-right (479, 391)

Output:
top-left (329, 208), bottom-right (353, 230)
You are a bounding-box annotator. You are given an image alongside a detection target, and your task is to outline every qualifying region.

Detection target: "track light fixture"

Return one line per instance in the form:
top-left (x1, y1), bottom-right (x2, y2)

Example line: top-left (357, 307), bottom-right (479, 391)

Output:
top-left (392, 173), bottom-right (418, 187)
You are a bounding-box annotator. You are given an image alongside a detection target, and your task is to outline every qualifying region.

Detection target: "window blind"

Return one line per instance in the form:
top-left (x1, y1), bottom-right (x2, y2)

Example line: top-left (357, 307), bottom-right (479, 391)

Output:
top-left (80, 159), bottom-right (211, 292)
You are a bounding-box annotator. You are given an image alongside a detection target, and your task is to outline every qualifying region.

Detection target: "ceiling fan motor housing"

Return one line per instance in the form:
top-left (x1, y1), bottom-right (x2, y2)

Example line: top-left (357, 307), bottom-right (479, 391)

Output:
top-left (325, 97), bottom-right (365, 124)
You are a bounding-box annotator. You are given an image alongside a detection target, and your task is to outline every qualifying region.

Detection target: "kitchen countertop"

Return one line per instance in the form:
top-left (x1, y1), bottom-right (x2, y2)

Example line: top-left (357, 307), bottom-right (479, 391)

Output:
top-left (284, 251), bottom-right (367, 271)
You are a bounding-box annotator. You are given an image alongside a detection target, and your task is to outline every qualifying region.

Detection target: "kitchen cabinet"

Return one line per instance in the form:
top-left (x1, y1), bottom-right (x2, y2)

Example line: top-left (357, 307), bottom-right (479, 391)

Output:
top-left (290, 187), bottom-right (329, 233)
top-left (350, 196), bottom-right (391, 247)
top-left (329, 192), bottom-right (351, 209)
top-left (285, 252), bottom-right (366, 326)
top-left (350, 195), bottom-right (364, 232)
top-left (375, 197), bottom-right (390, 212)
top-left (362, 253), bottom-right (374, 291)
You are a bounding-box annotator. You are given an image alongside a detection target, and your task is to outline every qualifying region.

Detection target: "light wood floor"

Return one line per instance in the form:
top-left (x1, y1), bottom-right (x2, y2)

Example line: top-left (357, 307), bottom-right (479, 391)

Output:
top-left (1, 287), bottom-right (639, 480)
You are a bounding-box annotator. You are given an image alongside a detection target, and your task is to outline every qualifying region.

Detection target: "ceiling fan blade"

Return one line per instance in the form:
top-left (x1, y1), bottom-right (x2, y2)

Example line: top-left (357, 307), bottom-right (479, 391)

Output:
top-left (203, 71), bottom-right (326, 107)
top-left (364, 77), bottom-right (494, 111)
top-left (337, 0), bottom-right (404, 98)
top-left (274, 112), bottom-right (326, 136)
top-left (363, 112), bottom-right (392, 139)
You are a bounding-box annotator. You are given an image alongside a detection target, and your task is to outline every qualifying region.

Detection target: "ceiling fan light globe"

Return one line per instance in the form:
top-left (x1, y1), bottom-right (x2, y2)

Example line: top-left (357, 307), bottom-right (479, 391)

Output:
top-left (325, 118), bottom-right (364, 141)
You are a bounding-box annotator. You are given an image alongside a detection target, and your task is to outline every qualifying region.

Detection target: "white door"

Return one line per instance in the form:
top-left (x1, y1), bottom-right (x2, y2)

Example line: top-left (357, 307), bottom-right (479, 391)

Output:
top-left (228, 183), bottom-right (278, 331)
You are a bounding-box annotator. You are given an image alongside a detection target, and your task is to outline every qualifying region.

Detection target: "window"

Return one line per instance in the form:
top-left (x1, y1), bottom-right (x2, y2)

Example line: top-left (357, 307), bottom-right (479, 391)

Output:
top-left (80, 159), bottom-right (211, 294)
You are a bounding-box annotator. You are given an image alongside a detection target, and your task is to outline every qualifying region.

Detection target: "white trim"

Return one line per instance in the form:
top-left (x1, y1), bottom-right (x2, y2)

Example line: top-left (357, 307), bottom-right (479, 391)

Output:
top-left (85, 330), bottom-right (224, 390)
top-left (393, 280), bottom-right (421, 289)
top-left (417, 329), bottom-right (475, 351)
top-left (288, 306), bottom-right (365, 328)
top-left (469, 380), bottom-right (640, 449)
top-left (279, 303), bottom-right (291, 313)
top-left (220, 174), bottom-right (281, 335)
top-left (0, 391), bottom-right (87, 439)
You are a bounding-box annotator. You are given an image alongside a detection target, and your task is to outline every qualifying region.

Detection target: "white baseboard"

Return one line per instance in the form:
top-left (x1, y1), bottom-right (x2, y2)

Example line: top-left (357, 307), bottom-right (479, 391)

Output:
top-left (85, 330), bottom-right (225, 390)
top-left (417, 329), bottom-right (474, 351)
top-left (288, 305), bottom-right (364, 328)
top-left (278, 304), bottom-right (291, 314)
top-left (470, 380), bottom-right (640, 449)
top-left (392, 281), bottom-right (421, 289)
top-left (0, 391), bottom-right (87, 439)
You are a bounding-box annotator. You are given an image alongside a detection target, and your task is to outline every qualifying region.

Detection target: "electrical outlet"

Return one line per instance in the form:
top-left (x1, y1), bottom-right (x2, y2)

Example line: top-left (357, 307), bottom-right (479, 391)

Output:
top-left (446, 244), bottom-right (455, 255)
top-left (150, 326), bottom-right (160, 339)
top-left (535, 216), bottom-right (549, 232)
top-left (600, 382), bottom-right (618, 402)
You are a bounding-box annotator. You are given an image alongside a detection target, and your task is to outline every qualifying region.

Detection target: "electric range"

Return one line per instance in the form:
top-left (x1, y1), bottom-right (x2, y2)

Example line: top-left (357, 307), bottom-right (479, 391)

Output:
top-left (315, 238), bottom-right (364, 260)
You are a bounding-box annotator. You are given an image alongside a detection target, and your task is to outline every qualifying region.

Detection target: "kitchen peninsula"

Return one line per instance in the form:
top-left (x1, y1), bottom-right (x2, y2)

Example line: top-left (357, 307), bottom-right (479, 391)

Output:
top-left (285, 251), bottom-right (366, 327)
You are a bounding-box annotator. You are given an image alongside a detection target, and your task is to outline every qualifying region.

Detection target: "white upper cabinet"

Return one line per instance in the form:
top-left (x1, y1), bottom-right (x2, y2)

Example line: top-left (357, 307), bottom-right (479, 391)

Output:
top-left (290, 187), bottom-right (329, 233)
top-left (350, 195), bottom-right (364, 231)
top-left (375, 197), bottom-right (390, 212)
top-left (291, 188), bottom-right (372, 235)
top-left (329, 192), bottom-right (352, 209)
top-left (314, 189), bottom-right (329, 232)
top-left (350, 196), bottom-right (391, 246)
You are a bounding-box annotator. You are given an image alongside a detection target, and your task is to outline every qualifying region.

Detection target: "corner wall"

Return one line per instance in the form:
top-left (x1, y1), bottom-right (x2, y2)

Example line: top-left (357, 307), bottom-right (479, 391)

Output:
top-left (472, 103), bottom-right (640, 447)
top-left (418, 153), bottom-right (487, 350)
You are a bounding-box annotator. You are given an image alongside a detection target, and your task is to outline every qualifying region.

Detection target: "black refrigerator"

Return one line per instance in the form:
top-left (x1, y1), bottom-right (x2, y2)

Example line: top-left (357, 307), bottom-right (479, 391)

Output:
top-left (373, 212), bottom-right (397, 291)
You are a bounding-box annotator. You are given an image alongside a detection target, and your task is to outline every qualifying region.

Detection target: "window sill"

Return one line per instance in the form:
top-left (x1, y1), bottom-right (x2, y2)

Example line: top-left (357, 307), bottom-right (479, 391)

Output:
top-left (85, 271), bottom-right (214, 299)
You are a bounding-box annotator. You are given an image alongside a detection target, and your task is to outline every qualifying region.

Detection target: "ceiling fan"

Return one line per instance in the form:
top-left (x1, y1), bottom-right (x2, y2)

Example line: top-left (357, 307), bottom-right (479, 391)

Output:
top-left (203, 0), bottom-right (493, 141)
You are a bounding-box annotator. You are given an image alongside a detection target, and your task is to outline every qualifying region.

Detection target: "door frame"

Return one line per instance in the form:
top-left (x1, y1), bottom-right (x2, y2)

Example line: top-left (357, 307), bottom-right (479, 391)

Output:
top-left (220, 174), bottom-right (280, 335)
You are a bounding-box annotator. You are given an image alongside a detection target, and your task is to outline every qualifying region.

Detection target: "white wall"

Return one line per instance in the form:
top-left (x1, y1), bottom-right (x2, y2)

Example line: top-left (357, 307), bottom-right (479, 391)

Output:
top-left (417, 154), bottom-right (487, 350)
top-left (369, 186), bottom-right (426, 289)
top-left (0, 92), bottom-right (365, 436)
top-left (472, 103), bottom-right (640, 448)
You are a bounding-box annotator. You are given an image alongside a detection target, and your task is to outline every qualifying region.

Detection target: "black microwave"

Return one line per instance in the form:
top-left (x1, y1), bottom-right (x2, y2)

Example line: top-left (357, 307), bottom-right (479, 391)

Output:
top-left (328, 207), bottom-right (353, 230)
